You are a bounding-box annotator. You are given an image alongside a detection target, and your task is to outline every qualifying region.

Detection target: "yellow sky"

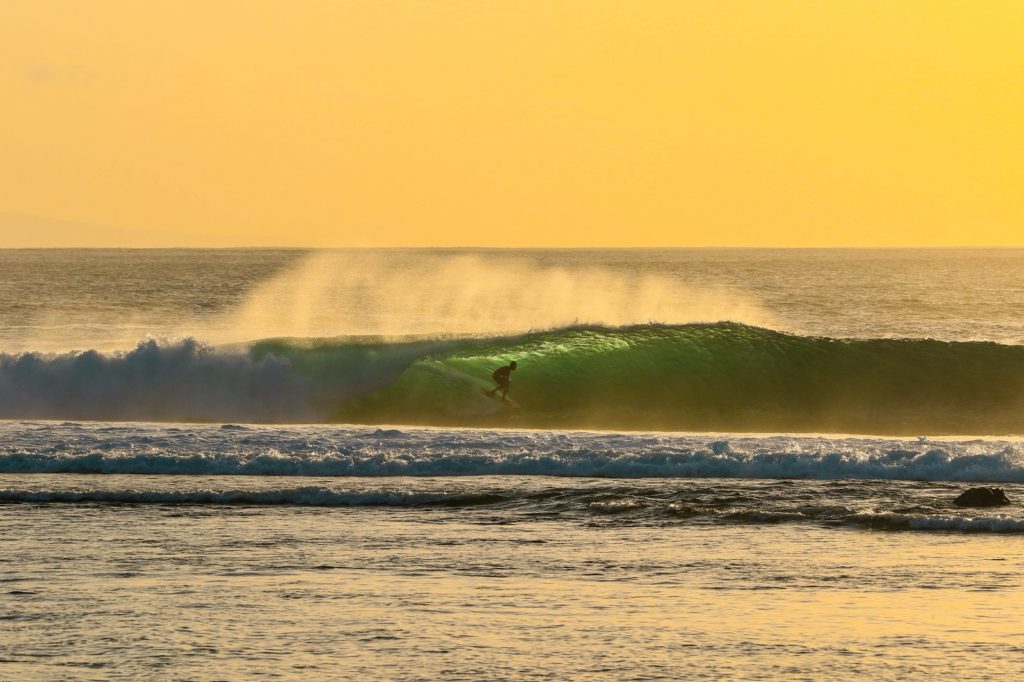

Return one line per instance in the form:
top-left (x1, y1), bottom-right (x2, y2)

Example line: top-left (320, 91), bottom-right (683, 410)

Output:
top-left (1, 1), bottom-right (1021, 247)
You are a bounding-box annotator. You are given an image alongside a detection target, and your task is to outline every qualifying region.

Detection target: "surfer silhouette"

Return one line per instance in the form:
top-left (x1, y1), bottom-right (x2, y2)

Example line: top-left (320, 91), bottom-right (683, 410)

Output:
top-left (488, 361), bottom-right (517, 401)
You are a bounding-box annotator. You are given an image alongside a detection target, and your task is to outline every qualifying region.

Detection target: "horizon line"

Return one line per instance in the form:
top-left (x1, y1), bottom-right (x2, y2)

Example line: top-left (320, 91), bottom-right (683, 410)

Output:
top-left (3, 245), bottom-right (1024, 251)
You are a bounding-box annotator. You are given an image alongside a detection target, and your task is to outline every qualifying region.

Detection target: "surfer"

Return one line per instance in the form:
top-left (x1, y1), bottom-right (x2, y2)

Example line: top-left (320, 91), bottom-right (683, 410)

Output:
top-left (488, 361), bottom-right (517, 401)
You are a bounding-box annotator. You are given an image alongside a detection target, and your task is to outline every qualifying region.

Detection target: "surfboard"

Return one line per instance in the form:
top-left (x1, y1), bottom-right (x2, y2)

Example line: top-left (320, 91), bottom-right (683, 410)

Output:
top-left (480, 387), bottom-right (520, 410)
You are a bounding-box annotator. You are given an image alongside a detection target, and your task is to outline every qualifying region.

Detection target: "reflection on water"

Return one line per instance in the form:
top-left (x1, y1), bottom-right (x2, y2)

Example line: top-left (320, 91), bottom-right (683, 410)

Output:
top-left (2, 476), bottom-right (1023, 679)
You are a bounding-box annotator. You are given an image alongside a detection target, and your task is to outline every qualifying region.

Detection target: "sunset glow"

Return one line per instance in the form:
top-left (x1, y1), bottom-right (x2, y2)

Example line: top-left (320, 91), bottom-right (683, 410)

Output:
top-left (2, 1), bottom-right (1021, 247)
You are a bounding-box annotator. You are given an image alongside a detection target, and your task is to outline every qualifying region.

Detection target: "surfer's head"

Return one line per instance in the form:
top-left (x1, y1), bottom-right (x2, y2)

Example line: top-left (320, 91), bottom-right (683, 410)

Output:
top-left (510, 361), bottom-right (517, 370)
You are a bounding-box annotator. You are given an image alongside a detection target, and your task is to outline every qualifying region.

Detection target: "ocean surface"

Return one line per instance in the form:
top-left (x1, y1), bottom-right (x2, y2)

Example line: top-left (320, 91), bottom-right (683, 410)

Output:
top-left (2, 249), bottom-right (1023, 679)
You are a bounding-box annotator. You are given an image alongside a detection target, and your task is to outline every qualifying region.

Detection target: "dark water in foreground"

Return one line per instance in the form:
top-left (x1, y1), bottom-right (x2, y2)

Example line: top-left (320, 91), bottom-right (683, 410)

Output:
top-left (3, 470), bottom-right (1023, 680)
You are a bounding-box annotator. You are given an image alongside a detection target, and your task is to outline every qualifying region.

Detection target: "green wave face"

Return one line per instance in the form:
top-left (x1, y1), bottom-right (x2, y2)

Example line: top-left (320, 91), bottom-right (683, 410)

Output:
top-left (253, 323), bottom-right (1024, 435)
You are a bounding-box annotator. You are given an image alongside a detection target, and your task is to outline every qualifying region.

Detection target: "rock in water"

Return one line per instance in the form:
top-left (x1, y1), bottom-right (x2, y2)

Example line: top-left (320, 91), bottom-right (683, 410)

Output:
top-left (953, 487), bottom-right (1011, 508)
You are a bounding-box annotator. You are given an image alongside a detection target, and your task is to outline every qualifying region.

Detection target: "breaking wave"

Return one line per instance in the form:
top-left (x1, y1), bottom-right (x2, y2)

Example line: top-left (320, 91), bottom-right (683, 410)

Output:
top-left (2, 323), bottom-right (1024, 434)
top-left (2, 447), bottom-right (1023, 481)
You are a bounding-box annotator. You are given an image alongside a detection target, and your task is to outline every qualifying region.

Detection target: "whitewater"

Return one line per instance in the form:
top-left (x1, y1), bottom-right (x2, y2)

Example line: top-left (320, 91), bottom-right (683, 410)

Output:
top-left (2, 421), bottom-right (1023, 483)
top-left (3, 249), bottom-right (1024, 679)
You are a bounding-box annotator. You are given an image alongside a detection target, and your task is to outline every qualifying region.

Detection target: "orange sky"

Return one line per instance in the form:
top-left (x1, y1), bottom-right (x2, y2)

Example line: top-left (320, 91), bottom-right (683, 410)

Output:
top-left (1, 1), bottom-right (1021, 247)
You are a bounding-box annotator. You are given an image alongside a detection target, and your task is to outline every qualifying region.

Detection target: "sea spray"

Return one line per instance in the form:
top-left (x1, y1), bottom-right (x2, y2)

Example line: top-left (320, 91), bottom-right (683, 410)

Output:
top-left (203, 250), bottom-right (775, 343)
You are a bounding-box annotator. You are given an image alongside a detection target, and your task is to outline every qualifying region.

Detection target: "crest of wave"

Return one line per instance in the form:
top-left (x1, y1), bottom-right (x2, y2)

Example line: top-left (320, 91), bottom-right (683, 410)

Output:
top-left (201, 251), bottom-right (775, 342)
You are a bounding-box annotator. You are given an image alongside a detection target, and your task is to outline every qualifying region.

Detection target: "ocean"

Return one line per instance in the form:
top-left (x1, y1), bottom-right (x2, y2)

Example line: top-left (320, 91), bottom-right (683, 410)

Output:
top-left (1, 248), bottom-right (1023, 679)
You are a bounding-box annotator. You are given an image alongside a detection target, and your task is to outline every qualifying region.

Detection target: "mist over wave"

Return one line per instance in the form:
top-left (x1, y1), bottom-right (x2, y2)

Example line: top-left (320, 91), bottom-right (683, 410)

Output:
top-left (3, 251), bottom-right (1024, 433)
top-left (6, 249), bottom-right (1024, 357)
top-left (197, 251), bottom-right (776, 343)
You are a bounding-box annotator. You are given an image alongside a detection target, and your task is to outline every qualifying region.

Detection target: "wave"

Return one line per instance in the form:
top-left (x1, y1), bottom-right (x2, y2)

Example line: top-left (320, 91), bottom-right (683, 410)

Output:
top-left (3, 482), bottom-right (1021, 534)
top-left (847, 511), bottom-right (1024, 533)
top-left (0, 486), bottom-right (505, 507)
top-left (2, 323), bottom-right (1024, 434)
top-left (1, 424), bottom-right (1022, 482)
top-left (0, 338), bottom-right (315, 422)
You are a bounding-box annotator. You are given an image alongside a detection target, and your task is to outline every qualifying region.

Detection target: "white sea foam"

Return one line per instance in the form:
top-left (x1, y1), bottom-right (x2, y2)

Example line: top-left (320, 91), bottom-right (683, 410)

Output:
top-left (848, 512), bottom-right (1024, 533)
top-left (0, 339), bottom-right (315, 422)
top-left (1, 422), bottom-right (1022, 482)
